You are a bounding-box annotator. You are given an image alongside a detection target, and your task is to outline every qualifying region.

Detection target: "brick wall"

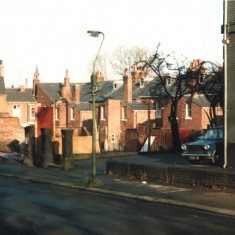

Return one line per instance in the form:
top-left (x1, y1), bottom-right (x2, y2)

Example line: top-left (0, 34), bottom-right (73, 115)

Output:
top-left (0, 117), bottom-right (25, 151)
top-left (158, 97), bottom-right (211, 130)
top-left (0, 95), bottom-right (7, 113)
top-left (7, 102), bottom-right (35, 126)
top-left (106, 160), bottom-right (235, 190)
top-left (53, 135), bottom-right (99, 155)
top-left (107, 99), bottom-right (121, 151)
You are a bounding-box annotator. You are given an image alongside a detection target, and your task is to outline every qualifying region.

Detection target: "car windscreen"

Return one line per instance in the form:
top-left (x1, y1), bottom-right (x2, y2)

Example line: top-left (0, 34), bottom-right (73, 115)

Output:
top-left (204, 128), bottom-right (223, 140)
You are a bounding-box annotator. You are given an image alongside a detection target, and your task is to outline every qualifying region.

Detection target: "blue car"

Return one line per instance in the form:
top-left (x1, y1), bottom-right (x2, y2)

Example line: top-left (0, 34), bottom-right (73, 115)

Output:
top-left (181, 126), bottom-right (224, 167)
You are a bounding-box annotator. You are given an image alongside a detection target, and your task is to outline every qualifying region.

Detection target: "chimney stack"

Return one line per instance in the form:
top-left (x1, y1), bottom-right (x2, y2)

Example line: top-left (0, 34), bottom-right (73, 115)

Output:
top-left (123, 69), bottom-right (132, 103)
top-left (19, 85), bottom-right (25, 92)
top-left (33, 66), bottom-right (40, 96)
top-left (61, 69), bottom-right (71, 100)
top-left (96, 70), bottom-right (105, 82)
top-left (131, 65), bottom-right (147, 83)
top-left (72, 84), bottom-right (80, 104)
top-left (0, 60), bottom-right (4, 77)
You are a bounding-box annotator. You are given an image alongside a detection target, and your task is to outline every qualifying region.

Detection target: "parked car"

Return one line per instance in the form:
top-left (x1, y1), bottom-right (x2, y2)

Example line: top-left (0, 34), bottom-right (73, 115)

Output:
top-left (181, 126), bottom-right (224, 166)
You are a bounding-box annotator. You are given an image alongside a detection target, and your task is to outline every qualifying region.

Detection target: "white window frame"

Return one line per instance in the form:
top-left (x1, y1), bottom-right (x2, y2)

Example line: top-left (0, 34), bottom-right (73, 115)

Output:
top-left (186, 102), bottom-right (192, 119)
top-left (122, 106), bottom-right (127, 120)
top-left (13, 104), bottom-right (21, 118)
top-left (29, 106), bottom-right (35, 119)
top-left (70, 107), bottom-right (75, 120)
top-left (100, 106), bottom-right (105, 120)
top-left (156, 101), bottom-right (162, 118)
top-left (55, 107), bottom-right (59, 120)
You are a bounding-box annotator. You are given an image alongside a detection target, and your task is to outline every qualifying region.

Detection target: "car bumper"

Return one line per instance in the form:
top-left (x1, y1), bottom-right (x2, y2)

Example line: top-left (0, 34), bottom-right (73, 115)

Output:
top-left (181, 153), bottom-right (212, 161)
top-left (182, 153), bottom-right (211, 157)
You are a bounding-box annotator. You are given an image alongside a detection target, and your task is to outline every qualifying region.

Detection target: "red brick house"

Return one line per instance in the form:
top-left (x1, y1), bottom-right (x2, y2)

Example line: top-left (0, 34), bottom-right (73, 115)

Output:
top-left (1, 57), bottom-right (221, 154)
top-left (6, 85), bottom-right (37, 127)
top-left (32, 64), bottom-right (221, 153)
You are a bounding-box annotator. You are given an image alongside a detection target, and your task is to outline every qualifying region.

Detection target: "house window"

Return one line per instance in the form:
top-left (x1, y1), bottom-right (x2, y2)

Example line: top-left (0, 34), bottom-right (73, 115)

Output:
top-left (13, 104), bottom-right (21, 118)
top-left (111, 134), bottom-right (116, 143)
top-left (55, 108), bottom-right (59, 120)
top-left (100, 106), bottom-right (105, 120)
top-left (29, 106), bottom-right (35, 119)
top-left (70, 107), bottom-right (75, 120)
top-left (186, 102), bottom-right (192, 119)
top-left (122, 106), bottom-right (127, 120)
top-left (156, 101), bottom-right (162, 118)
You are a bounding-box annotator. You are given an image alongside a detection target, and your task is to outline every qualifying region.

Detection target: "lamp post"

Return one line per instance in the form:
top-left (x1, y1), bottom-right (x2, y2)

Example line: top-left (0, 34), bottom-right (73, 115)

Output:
top-left (87, 30), bottom-right (105, 182)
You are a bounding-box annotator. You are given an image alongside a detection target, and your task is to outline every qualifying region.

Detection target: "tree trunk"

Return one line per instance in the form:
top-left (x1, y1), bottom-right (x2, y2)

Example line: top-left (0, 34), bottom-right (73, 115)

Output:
top-left (170, 117), bottom-right (181, 152)
top-left (168, 103), bottom-right (181, 152)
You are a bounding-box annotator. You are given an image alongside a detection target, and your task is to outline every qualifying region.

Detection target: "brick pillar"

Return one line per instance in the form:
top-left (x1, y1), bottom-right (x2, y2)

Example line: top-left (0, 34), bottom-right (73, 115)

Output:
top-left (61, 129), bottom-right (75, 169)
top-left (24, 126), bottom-right (34, 167)
top-left (41, 128), bottom-right (54, 167)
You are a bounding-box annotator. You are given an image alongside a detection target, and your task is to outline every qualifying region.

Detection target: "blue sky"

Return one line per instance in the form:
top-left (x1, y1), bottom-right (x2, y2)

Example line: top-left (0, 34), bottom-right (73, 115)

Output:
top-left (0, 0), bottom-right (223, 88)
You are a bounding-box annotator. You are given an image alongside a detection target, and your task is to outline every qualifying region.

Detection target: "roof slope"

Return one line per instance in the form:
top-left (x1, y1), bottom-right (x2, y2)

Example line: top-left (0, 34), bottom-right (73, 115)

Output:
top-left (37, 83), bottom-right (63, 101)
top-left (6, 88), bottom-right (36, 102)
top-left (192, 95), bottom-right (211, 107)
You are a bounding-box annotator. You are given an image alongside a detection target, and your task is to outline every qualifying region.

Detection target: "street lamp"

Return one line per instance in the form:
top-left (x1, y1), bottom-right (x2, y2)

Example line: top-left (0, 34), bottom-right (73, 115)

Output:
top-left (87, 30), bottom-right (105, 183)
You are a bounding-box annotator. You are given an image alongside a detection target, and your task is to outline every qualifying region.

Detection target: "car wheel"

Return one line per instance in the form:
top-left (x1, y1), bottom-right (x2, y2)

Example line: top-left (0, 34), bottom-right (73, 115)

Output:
top-left (213, 152), bottom-right (224, 167)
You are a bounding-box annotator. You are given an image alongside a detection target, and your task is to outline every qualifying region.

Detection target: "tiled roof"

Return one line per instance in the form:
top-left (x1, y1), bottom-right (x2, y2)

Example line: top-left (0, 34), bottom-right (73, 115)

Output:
top-left (0, 77), bottom-right (6, 94)
top-left (132, 78), bottom-right (160, 98)
top-left (37, 78), bottom-right (211, 109)
top-left (74, 102), bottom-right (92, 111)
top-left (125, 101), bottom-right (150, 111)
top-left (80, 81), bottom-right (116, 102)
top-left (37, 83), bottom-right (63, 101)
top-left (38, 81), bottom-right (116, 102)
top-left (192, 95), bottom-right (211, 107)
top-left (6, 88), bottom-right (36, 102)
top-left (107, 78), bottom-right (159, 100)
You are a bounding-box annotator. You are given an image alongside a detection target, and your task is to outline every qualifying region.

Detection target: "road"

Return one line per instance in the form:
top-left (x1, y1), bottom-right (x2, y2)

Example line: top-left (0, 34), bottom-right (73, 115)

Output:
top-left (0, 176), bottom-right (235, 235)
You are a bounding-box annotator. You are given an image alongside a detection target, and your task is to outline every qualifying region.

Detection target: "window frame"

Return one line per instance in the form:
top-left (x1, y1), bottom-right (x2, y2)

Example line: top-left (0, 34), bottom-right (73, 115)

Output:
top-left (122, 106), bottom-right (127, 120)
top-left (185, 102), bottom-right (192, 119)
top-left (29, 106), bottom-right (35, 119)
top-left (100, 105), bottom-right (106, 120)
top-left (55, 107), bottom-right (59, 120)
top-left (70, 107), bottom-right (75, 120)
top-left (156, 101), bottom-right (162, 118)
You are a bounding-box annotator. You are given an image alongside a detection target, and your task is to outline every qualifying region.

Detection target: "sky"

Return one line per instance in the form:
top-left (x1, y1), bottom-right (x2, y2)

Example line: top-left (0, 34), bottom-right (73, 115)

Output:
top-left (0, 0), bottom-right (223, 88)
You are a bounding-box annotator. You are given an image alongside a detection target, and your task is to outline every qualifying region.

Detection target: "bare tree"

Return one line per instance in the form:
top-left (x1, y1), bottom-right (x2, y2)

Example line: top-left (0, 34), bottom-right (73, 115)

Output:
top-left (141, 45), bottom-right (193, 151)
top-left (191, 61), bottom-right (224, 127)
top-left (110, 45), bottom-right (153, 75)
top-left (142, 46), bottom-right (223, 151)
top-left (88, 52), bottom-right (110, 80)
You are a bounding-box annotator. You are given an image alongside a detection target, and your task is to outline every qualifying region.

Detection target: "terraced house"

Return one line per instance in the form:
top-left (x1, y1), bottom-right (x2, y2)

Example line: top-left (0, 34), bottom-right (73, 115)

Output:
top-left (0, 55), bottom-right (223, 159)
top-left (33, 65), bottom-right (219, 154)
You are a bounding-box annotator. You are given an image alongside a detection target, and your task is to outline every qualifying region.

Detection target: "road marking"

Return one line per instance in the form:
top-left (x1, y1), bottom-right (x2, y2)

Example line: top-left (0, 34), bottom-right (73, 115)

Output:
top-left (142, 184), bottom-right (190, 193)
top-left (114, 178), bottom-right (190, 193)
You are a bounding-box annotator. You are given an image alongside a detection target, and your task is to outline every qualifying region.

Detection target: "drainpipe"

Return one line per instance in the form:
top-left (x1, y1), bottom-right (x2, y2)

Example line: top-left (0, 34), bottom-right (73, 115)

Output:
top-left (223, 0), bottom-right (228, 169)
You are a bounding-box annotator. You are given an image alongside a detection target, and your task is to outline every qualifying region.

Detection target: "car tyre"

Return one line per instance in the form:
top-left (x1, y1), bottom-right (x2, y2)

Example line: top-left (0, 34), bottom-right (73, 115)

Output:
top-left (213, 152), bottom-right (224, 167)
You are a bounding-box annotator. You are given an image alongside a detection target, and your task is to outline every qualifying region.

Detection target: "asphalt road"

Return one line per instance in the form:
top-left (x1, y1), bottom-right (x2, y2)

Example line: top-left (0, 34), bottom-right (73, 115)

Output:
top-left (0, 176), bottom-right (235, 235)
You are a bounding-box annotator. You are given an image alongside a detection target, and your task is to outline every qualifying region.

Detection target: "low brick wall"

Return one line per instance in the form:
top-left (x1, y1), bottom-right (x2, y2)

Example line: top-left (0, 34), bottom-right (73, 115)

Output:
top-left (106, 160), bottom-right (235, 190)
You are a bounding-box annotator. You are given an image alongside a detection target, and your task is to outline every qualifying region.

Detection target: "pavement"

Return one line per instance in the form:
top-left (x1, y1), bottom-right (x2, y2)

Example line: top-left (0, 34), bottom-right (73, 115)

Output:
top-left (0, 153), bottom-right (235, 218)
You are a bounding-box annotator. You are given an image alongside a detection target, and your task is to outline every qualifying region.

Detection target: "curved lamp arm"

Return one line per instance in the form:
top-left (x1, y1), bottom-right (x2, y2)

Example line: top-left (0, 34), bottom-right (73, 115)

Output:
top-left (87, 30), bottom-right (105, 74)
